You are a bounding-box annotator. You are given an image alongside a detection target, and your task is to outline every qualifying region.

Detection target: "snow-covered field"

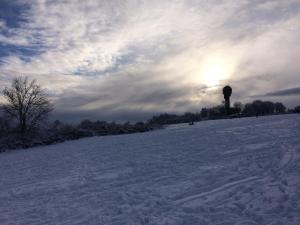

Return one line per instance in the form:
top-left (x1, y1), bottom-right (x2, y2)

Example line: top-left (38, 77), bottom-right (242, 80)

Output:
top-left (0, 114), bottom-right (300, 225)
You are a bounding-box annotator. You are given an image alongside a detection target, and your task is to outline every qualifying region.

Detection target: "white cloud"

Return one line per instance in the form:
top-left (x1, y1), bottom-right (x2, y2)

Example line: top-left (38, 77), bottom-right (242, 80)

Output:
top-left (1, 0), bottom-right (300, 120)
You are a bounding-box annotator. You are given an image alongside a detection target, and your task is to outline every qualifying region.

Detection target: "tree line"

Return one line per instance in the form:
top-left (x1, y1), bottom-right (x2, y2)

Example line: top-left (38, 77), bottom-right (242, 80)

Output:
top-left (0, 76), bottom-right (299, 151)
top-left (148, 101), bottom-right (299, 125)
top-left (0, 77), bottom-right (158, 151)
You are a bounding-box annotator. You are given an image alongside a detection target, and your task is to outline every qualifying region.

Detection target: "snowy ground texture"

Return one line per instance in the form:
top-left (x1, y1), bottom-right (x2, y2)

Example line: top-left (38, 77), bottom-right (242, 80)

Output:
top-left (1, 114), bottom-right (300, 225)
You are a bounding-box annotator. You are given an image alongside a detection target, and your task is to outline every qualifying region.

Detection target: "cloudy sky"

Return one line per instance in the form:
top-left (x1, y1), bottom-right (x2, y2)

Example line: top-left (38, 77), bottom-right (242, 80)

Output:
top-left (0, 0), bottom-right (300, 122)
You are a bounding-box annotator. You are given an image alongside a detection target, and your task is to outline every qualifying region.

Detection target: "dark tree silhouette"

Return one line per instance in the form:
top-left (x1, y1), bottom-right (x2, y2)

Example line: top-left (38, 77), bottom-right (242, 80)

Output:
top-left (200, 108), bottom-right (208, 118)
top-left (274, 102), bottom-right (286, 113)
top-left (233, 102), bottom-right (243, 113)
top-left (263, 101), bottom-right (275, 115)
top-left (294, 106), bottom-right (300, 113)
top-left (2, 76), bottom-right (53, 134)
top-left (223, 86), bottom-right (232, 115)
top-left (242, 100), bottom-right (286, 116)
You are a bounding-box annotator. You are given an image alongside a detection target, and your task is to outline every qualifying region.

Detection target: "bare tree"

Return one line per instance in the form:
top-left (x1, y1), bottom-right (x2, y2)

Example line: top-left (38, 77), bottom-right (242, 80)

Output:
top-left (2, 76), bottom-right (53, 134)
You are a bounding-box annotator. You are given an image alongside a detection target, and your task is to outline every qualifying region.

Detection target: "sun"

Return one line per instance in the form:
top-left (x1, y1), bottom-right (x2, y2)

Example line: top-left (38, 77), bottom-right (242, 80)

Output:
top-left (202, 65), bottom-right (224, 87)
top-left (199, 55), bottom-right (235, 87)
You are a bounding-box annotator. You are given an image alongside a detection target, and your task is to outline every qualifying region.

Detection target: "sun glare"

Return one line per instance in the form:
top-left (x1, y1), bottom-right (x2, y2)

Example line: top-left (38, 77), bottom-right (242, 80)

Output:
top-left (199, 55), bottom-right (235, 87)
top-left (202, 65), bottom-right (224, 87)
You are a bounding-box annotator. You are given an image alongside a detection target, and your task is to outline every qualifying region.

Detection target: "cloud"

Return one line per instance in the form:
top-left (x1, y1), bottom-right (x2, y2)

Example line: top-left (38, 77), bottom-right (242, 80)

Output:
top-left (264, 87), bottom-right (300, 97)
top-left (0, 0), bottom-right (300, 121)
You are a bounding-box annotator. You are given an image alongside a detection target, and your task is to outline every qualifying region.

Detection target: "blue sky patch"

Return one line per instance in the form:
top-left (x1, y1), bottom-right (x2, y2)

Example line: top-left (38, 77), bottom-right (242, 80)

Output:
top-left (0, 0), bottom-right (29, 28)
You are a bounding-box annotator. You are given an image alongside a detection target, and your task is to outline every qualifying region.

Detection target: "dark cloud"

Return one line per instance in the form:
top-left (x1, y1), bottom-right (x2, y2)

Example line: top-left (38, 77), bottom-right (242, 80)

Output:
top-left (264, 87), bottom-right (300, 97)
top-left (52, 109), bottom-right (158, 123)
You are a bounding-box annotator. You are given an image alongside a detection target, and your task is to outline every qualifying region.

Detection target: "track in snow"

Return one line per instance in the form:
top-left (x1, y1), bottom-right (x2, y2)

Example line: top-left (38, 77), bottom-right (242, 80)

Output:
top-left (174, 176), bottom-right (260, 205)
top-left (174, 142), bottom-right (296, 206)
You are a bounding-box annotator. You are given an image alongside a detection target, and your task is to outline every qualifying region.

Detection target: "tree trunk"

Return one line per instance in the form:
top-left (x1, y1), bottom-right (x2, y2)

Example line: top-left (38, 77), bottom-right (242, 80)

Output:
top-left (20, 117), bottom-right (27, 134)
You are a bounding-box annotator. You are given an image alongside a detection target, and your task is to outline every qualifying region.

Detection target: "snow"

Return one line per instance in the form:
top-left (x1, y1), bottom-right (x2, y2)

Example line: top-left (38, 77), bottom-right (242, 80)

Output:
top-left (0, 114), bottom-right (300, 225)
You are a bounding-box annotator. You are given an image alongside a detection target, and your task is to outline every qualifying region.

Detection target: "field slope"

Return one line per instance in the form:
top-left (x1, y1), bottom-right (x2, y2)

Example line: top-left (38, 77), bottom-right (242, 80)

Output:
top-left (1, 114), bottom-right (300, 225)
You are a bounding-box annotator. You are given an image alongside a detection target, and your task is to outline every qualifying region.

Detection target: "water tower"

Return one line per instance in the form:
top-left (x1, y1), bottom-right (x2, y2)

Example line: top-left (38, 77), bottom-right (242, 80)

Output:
top-left (223, 85), bottom-right (232, 115)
